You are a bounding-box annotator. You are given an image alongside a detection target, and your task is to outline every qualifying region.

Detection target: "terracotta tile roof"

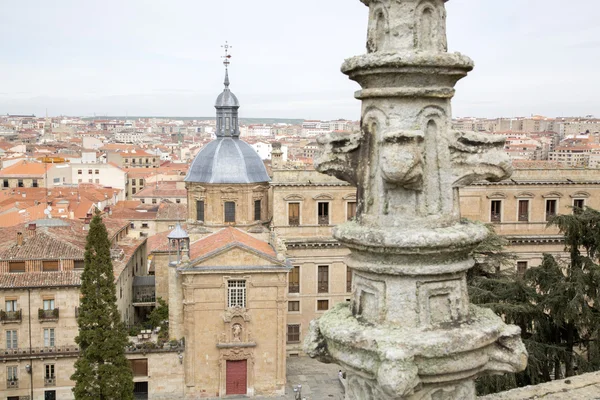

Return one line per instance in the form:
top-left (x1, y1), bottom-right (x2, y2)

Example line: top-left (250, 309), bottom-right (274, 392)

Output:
top-left (0, 271), bottom-right (82, 288)
top-left (0, 160), bottom-right (51, 178)
top-left (156, 201), bottom-right (186, 220)
top-left (190, 227), bottom-right (275, 260)
top-left (112, 237), bottom-right (147, 280)
top-left (0, 230), bottom-right (85, 260)
top-left (0, 203), bottom-right (47, 227)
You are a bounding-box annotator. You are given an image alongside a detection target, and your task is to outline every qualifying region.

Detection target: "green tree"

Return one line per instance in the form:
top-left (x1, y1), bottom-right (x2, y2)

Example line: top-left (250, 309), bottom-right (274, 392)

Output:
top-left (470, 209), bottom-right (600, 395)
top-left (71, 215), bottom-right (134, 400)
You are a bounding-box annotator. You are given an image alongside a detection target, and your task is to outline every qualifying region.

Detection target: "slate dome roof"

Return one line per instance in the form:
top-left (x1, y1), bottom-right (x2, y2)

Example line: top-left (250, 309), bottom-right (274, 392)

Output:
top-left (215, 89), bottom-right (239, 108)
top-left (184, 137), bottom-right (270, 184)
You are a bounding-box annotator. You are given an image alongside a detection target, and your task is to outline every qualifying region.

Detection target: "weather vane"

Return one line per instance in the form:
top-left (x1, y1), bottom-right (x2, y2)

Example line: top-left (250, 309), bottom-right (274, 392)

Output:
top-left (221, 41), bottom-right (232, 68)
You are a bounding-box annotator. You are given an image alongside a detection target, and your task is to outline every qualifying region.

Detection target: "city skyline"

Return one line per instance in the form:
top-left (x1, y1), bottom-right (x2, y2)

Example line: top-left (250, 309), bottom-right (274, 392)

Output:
top-left (1, 0), bottom-right (599, 120)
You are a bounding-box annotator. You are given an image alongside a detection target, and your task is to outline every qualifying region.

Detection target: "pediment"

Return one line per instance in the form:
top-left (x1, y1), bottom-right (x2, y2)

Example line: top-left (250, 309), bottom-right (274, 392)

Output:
top-left (486, 192), bottom-right (507, 200)
top-left (221, 187), bottom-right (238, 193)
top-left (284, 194), bottom-right (305, 201)
top-left (343, 193), bottom-right (357, 200)
top-left (190, 245), bottom-right (280, 268)
top-left (313, 193), bottom-right (334, 200)
top-left (570, 191), bottom-right (590, 198)
top-left (514, 191), bottom-right (535, 199)
top-left (542, 191), bottom-right (563, 198)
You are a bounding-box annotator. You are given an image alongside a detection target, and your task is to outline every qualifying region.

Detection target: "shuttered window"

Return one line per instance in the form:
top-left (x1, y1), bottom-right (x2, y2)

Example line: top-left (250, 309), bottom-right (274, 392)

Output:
top-left (287, 324), bottom-right (300, 343)
top-left (318, 266), bottom-right (329, 293)
top-left (347, 202), bottom-right (357, 221)
top-left (289, 266), bottom-right (300, 293)
top-left (288, 203), bottom-right (300, 225)
top-left (196, 200), bottom-right (205, 222)
top-left (42, 261), bottom-right (59, 272)
top-left (518, 200), bottom-right (529, 222)
top-left (224, 202), bottom-right (236, 223)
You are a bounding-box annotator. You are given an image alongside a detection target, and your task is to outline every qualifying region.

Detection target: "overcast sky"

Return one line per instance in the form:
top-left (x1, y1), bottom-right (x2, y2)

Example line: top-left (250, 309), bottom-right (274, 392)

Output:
top-left (1, 0), bottom-right (599, 120)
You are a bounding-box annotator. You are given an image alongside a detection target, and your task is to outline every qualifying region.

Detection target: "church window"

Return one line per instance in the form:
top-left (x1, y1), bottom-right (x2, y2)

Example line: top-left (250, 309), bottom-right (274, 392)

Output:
top-left (288, 203), bottom-right (300, 226)
top-left (347, 202), bottom-right (357, 221)
top-left (317, 299), bottom-right (329, 311)
top-left (287, 324), bottom-right (300, 343)
top-left (227, 280), bottom-right (246, 308)
top-left (518, 200), bottom-right (529, 222)
top-left (289, 266), bottom-right (300, 293)
top-left (318, 265), bottom-right (329, 293)
top-left (288, 301), bottom-right (300, 312)
top-left (196, 200), bottom-right (205, 222)
top-left (318, 202), bottom-right (329, 225)
top-left (254, 200), bottom-right (261, 221)
top-left (490, 200), bottom-right (501, 222)
top-left (224, 201), bottom-right (236, 223)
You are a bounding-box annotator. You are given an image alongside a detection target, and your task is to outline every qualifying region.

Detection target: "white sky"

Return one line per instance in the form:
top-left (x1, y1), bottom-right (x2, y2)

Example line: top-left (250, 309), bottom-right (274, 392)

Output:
top-left (1, 0), bottom-right (599, 120)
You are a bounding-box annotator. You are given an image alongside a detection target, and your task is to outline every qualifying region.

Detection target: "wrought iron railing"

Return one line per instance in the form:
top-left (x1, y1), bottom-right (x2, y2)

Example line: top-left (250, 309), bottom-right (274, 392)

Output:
top-left (38, 308), bottom-right (59, 320)
top-left (44, 376), bottom-right (56, 386)
top-left (289, 216), bottom-right (300, 226)
top-left (0, 309), bottom-right (21, 323)
top-left (6, 378), bottom-right (19, 389)
top-left (318, 215), bottom-right (329, 225)
top-left (288, 284), bottom-right (300, 294)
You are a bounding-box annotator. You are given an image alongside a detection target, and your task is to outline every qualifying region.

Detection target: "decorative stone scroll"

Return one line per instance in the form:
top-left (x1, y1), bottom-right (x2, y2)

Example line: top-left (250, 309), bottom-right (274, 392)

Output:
top-left (306, 1), bottom-right (527, 399)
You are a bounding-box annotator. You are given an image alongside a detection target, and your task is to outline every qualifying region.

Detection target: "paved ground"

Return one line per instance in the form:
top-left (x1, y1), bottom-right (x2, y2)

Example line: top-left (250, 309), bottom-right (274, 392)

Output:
top-left (248, 356), bottom-right (345, 400)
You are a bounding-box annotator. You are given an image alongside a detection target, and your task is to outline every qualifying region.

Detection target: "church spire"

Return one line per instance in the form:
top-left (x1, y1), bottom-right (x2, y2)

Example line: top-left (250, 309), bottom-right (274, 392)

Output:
top-left (215, 41), bottom-right (240, 138)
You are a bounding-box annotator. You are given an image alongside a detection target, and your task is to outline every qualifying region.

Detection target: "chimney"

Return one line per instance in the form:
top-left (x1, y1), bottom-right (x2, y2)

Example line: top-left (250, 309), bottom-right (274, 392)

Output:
top-left (27, 223), bottom-right (36, 237)
top-left (17, 232), bottom-right (23, 246)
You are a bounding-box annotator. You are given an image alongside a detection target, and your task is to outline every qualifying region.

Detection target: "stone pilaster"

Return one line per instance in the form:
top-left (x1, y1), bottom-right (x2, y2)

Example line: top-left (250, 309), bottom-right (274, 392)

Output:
top-left (305, 1), bottom-right (527, 399)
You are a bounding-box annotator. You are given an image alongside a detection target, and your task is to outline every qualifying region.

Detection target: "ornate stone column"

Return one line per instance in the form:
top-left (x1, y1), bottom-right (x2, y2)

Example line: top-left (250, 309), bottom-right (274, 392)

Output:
top-left (305, 1), bottom-right (527, 399)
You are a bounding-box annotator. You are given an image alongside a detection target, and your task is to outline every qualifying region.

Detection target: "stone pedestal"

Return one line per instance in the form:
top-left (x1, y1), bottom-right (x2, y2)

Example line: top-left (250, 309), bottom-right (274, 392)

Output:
top-left (304, 1), bottom-right (527, 399)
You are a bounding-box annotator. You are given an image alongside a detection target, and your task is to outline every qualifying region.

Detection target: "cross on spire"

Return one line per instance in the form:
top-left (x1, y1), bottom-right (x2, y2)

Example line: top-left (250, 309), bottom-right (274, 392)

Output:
top-left (221, 41), bottom-right (232, 68)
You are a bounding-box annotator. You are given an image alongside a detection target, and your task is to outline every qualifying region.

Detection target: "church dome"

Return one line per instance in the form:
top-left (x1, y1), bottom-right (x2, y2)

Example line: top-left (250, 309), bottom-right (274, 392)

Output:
top-left (184, 137), bottom-right (270, 184)
top-left (215, 90), bottom-right (239, 108)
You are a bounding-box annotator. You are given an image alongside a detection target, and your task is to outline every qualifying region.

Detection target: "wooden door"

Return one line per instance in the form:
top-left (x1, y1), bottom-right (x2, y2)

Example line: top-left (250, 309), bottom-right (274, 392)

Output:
top-left (226, 359), bottom-right (247, 395)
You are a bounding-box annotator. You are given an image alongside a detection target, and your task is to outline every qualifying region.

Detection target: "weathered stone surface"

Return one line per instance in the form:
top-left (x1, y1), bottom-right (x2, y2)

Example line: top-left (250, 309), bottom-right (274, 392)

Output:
top-left (480, 371), bottom-right (600, 400)
top-left (305, 0), bottom-right (527, 399)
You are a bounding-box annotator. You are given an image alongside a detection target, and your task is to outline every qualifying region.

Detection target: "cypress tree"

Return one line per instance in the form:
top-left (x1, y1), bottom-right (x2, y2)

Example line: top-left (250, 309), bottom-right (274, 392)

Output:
top-left (72, 215), bottom-right (134, 400)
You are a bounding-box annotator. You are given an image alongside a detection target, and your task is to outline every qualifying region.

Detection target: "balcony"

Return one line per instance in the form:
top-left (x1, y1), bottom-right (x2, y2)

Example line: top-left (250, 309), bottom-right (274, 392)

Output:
top-left (318, 215), bottom-right (329, 225)
top-left (38, 308), bottom-right (59, 321)
top-left (288, 284), bottom-right (300, 294)
top-left (6, 378), bottom-right (18, 389)
top-left (288, 217), bottom-right (300, 226)
top-left (45, 376), bottom-right (56, 386)
top-left (0, 309), bottom-right (21, 324)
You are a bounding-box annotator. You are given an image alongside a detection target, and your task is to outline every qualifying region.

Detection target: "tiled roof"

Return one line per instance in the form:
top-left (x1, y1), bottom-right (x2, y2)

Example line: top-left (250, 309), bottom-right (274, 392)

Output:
top-left (189, 227), bottom-right (276, 260)
top-left (0, 271), bottom-right (82, 288)
top-left (0, 160), bottom-right (50, 178)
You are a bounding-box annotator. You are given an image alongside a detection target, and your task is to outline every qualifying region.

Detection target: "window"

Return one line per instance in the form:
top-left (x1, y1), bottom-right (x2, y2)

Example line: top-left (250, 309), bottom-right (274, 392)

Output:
top-left (287, 324), bottom-right (300, 343)
top-left (227, 280), bottom-right (246, 308)
top-left (88, 179), bottom-right (93, 183)
top-left (44, 328), bottom-right (55, 347)
top-left (95, 179), bottom-right (100, 184)
top-left (490, 200), bottom-right (501, 222)
top-left (317, 299), bottom-right (329, 311)
top-left (42, 261), bottom-right (59, 272)
top-left (8, 262), bottom-right (25, 273)
top-left (5, 299), bottom-right (17, 312)
top-left (17, 179), bottom-right (23, 188)
top-left (32, 179), bottom-right (38, 188)
top-left (7, 365), bottom-right (17, 381)
top-left (289, 266), bottom-right (300, 293)
top-left (130, 359), bottom-right (148, 377)
top-left (141, 223), bottom-right (149, 229)
top-left (140, 198), bottom-right (145, 203)
top-left (196, 200), bottom-right (205, 222)
top-left (176, 199), bottom-right (181, 204)
top-left (288, 301), bottom-right (300, 312)
top-left (573, 199), bottom-right (585, 213)
top-left (74, 261), bottom-right (84, 269)
top-left (6, 330), bottom-right (17, 349)
top-left (318, 202), bottom-right (330, 225)
top-left (88, 169), bottom-right (92, 174)
top-left (43, 299), bottom-right (55, 311)
top-left (347, 268), bottom-right (353, 293)
top-left (224, 201), bottom-right (236, 223)
top-left (517, 261), bottom-right (528, 277)
top-left (45, 364), bottom-right (55, 379)
top-left (78, 179), bottom-right (82, 183)
top-left (546, 199), bottom-right (557, 221)
top-left (288, 203), bottom-right (300, 226)
top-left (77, 170), bottom-right (82, 175)
top-left (518, 200), bottom-right (529, 222)
top-left (131, 179), bottom-right (136, 186)
top-left (254, 199), bottom-right (261, 221)
top-left (347, 202), bottom-right (357, 221)
top-left (318, 265), bottom-right (329, 293)
top-left (53, 177), bottom-right (60, 184)
top-left (2, 179), bottom-right (8, 188)
top-left (151, 198), bottom-right (157, 204)
top-left (95, 169), bottom-right (99, 174)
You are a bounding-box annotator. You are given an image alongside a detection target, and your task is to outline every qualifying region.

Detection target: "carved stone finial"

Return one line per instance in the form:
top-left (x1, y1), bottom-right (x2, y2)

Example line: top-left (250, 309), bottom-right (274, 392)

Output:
top-left (307, 1), bottom-right (526, 399)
